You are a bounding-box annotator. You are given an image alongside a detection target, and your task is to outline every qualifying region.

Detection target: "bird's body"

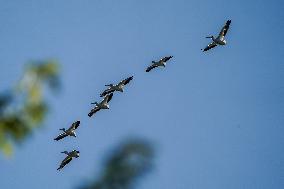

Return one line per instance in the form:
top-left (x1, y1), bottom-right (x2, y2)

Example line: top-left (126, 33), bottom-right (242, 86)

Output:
top-left (202, 20), bottom-right (231, 52)
top-left (54, 121), bottom-right (80, 141)
top-left (57, 150), bottom-right (80, 170)
top-left (100, 76), bottom-right (133, 97)
top-left (146, 56), bottom-right (173, 72)
top-left (88, 93), bottom-right (113, 117)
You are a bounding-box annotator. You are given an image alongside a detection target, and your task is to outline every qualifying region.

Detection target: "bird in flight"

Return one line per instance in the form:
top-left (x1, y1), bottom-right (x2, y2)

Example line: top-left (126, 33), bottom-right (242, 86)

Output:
top-left (100, 76), bottom-right (133, 97)
top-left (88, 93), bottom-right (113, 117)
top-left (57, 150), bottom-right (80, 170)
top-left (54, 120), bottom-right (80, 141)
top-left (146, 56), bottom-right (173, 72)
top-left (202, 20), bottom-right (231, 52)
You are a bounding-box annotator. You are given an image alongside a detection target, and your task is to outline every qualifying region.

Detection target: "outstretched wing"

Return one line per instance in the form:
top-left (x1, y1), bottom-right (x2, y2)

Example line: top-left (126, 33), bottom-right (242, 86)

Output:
top-left (54, 133), bottom-right (68, 141)
top-left (105, 93), bottom-right (113, 103)
top-left (70, 120), bottom-right (80, 130)
top-left (100, 88), bottom-right (115, 97)
top-left (203, 42), bottom-right (217, 52)
top-left (88, 107), bottom-right (100, 117)
top-left (57, 156), bottom-right (72, 170)
top-left (119, 76), bottom-right (133, 86)
top-left (160, 56), bottom-right (173, 63)
top-left (219, 20), bottom-right (231, 37)
top-left (146, 64), bottom-right (158, 72)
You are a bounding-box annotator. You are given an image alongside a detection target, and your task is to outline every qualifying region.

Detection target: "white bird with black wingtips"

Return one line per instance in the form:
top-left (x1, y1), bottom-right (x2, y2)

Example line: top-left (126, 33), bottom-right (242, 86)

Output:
top-left (54, 120), bottom-right (80, 141)
top-left (146, 56), bottom-right (173, 72)
top-left (88, 93), bottom-right (113, 117)
top-left (57, 150), bottom-right (80, 170)
top-left (202, 20), bottom-right (231, 52)
top-left (100, 76), bottom-right (133, 97)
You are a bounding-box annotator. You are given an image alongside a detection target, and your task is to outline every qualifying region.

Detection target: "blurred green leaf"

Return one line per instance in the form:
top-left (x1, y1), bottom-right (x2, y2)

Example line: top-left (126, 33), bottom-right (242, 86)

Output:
top-left (79, 138), bottom-right (154, 189)
top-left (0, 59), bottom-right (60, 157)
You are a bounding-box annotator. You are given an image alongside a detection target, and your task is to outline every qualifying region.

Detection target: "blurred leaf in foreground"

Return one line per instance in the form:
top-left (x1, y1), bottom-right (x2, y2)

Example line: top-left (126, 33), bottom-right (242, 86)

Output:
top-left (0, 60), bottom-right (60, 156)
top-left (79, 138), bottom-right (155, 189)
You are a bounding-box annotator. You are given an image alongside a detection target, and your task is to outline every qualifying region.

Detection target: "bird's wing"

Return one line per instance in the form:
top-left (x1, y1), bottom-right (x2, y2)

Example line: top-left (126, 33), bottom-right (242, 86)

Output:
top-left (219, 20), bottom-right (231, 37)
top-left (160, 56), bottom-right (173, 62)
top-left (203, 42), bottom-right (217, 52)
top-left (119, 76), bottom-right (133, 86)
top-left (57, 156), bottom-right (72, 170)
top-left (105, 93), bottom-right (113, 103)
top-left (70, 120), bottom-right (80, 130)
top-left (100, 88), bottom-right (115, 97)
top-left (88, 107), bottom-right (100, 117)
top-left (146, 64), bottom-right (158, 72)
top-left (54, 133), bottom-right (68, 141)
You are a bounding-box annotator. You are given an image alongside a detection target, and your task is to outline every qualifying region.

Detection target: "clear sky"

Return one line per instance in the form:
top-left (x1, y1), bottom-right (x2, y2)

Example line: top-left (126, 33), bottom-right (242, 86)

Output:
top-left (0, 0), bottom-right (283, 188)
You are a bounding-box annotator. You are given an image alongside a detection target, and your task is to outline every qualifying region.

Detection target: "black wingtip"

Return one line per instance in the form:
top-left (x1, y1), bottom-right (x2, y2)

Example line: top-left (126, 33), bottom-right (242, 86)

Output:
top-left (88, 113), bottom-right (92, 117)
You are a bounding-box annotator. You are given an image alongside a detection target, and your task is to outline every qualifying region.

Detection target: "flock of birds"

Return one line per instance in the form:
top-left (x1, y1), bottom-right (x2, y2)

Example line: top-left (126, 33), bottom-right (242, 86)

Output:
top-left (54, 19), bottom-right (232, 170)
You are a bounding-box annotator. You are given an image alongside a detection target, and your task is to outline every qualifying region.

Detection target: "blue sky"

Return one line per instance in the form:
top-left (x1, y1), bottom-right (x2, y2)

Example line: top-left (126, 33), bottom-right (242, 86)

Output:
top-left (0, 0), bottom-right (283, 188)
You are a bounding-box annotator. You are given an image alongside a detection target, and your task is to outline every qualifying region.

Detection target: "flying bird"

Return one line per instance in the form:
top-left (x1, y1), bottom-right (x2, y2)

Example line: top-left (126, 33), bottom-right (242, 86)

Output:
top-left (100, 76), bottom-right (133, 97)
top-left (57, 150), bottom-right (80, 170)
top-left (146, 56), bottom-right (173, 72)
top-left (88, 93), bottom-right (113, 117)
top-left (202, 20), bottom-right (231, 52)
top-left (54, 120), bottom-right (80, 141)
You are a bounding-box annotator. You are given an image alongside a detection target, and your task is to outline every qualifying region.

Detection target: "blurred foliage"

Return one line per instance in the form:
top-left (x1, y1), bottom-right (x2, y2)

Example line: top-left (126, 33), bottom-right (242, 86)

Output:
top-left (0, 60), bottom-right (60, 156)
top-left (79, 139), bottom-right (154, 189)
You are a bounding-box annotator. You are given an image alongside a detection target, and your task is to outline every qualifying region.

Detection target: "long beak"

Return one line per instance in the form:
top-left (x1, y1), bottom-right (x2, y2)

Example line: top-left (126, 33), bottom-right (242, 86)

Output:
top-left (206, 36), bottom-right (213, 39)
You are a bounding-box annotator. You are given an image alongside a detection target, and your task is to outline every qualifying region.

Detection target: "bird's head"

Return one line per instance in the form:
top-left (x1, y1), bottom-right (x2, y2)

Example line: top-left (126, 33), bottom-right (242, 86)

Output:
top-left (76, 151), bottom-right (80, 157)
